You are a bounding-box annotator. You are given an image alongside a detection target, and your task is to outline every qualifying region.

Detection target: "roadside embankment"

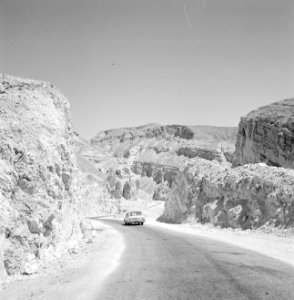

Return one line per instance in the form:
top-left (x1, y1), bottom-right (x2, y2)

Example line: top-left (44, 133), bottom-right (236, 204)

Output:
top-left (0, 219), bottom-right (124, 300)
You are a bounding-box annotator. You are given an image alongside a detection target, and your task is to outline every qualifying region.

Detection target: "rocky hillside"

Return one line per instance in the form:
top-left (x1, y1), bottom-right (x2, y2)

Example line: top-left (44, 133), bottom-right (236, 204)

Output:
top-left (73, 133), bottom-right (118, 217)
top-left (92, 123), bottom-right (236, 144)
top-left (87, 124), bottom-right (237, 205)
top-left (160, 98), bottom-right (294, 229)
top-left (160, 158), bottom-right (294, 229)
top-left (91, 124), bottom-right (237, 163)
top-left (233, 98), bottom-right (294, 168)
top-left (0, 75), bottom-right (116, 282)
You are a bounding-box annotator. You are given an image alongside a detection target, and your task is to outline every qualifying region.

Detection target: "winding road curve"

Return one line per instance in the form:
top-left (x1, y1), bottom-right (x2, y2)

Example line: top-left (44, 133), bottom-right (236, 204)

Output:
top-left (96, 219), bottom-right (294, 300)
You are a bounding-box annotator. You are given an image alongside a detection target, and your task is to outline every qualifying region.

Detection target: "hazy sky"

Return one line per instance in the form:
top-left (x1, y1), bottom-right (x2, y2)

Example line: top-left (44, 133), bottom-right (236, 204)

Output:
top-left (0, 0), bottom-right (293, 138)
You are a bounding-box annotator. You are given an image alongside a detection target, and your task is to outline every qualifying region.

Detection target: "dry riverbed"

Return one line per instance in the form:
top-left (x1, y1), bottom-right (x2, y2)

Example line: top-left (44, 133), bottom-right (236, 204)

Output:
top-left (0, 219), bottom-right (124, 300)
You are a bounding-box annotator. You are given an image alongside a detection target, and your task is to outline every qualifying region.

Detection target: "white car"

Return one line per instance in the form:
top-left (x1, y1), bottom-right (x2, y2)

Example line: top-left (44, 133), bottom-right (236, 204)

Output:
top-left (124, 211), bottom-right (145, 225)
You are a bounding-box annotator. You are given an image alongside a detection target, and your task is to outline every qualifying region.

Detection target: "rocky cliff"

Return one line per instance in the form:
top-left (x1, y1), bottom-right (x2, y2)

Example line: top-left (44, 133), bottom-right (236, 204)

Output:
top-left (0, 75), bottom-right (115, 282)
top-left (159, 98), bottom-right (294, 229)
top-left (91, 124), bottom-right (237, 161)
top-left (233, 98), bottom-right (294, 168)
top-left (89, 124), bottom-right (237, 203)
top-left (160, 158), bottom-right (294, 229)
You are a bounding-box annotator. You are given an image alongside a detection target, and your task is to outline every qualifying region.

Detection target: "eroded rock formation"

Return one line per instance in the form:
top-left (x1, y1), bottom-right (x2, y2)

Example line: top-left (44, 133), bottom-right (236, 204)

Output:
top-left (233, 98), bottom-right (294, 168)
top-left (160, 158), bottom-right (294, 229)
top-left (131, 161), bottom-right (179, 187)
top-left (176, 147), bottom-right (227, 163)
top-left (0, 75), bottom-right (117, 282)
top-left (0, 75), bottom-right (80, 279)
top-left (88, 124), bottom-right (236, 205)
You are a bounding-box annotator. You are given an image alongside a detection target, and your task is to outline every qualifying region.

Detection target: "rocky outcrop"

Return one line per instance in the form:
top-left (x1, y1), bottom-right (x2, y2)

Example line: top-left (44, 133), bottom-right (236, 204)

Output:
top-left (123, 181), bottom-right (132, 200)
top-left (72, 133), bottom-right (119, 217)
top-left (0, 74), bottom-right (116, 282)
top-left (233, 98), bottom-right (294, 168)
top-left (131, 161), bottom-right (179, 187)
top-left (153, 182), bottom-right (170, 201)
top-left (0, 74), bottom-right (80, 279)
top-left (91, 124), bottom-right (195, 144)
top-left (88, 124), bottom-right (236, 207)
top-left (106, 171), bottom-right (123, 199)
top-left (160, 158), bottom-right (294, 229)
top-left (176, 147), bottom-right (228, 163)
top-left (91, 124), bottom-right (237, 146)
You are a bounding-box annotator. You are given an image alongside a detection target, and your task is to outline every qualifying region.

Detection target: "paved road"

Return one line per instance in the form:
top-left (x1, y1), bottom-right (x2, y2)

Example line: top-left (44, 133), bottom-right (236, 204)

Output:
top-left (96, 219), bottom-right (294, 300)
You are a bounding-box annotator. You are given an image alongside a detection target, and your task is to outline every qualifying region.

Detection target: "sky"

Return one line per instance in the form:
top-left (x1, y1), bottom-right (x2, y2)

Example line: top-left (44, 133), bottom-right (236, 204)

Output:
top-left (0, 0), bottom-right (293, 138)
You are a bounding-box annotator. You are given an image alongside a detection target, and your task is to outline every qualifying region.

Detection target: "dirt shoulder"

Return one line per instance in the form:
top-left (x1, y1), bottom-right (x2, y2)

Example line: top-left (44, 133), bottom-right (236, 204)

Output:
top-left (0, 219), bottom-right (124, 300)
top-left (146, 218), bottom-right (294, 268)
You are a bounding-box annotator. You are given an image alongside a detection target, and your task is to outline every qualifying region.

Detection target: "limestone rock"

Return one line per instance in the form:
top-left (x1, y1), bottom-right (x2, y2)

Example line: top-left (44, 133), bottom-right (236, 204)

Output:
top-left (233, 98), bottom-right (294, 168)
top-left (123, 181), bottom-right (132, 199)
top-left (131, 161), bottom-right (179, 188)
top-left (153, 182), bottom-right (170, 201)
top-left (22, 253), bottom-right (38, 275)
top-left (27, 220), bottom-right (41, 235)
top-left (176, 147), bottom-right (227, 163)
top-left (91, 124), bottom-right (237, 146)
top-left (160, 157), bottom-right (294, 229)
top-left (88, 124), bottom-right (236, 207)
top-left (0, 74), bottom-right (78, 279)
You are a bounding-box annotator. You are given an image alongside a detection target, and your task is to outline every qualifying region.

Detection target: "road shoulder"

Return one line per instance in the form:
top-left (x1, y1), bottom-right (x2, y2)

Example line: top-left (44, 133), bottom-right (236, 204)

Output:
top-left (0, 219), bottom-right (124, 300)
top-left (146, 219), bottom-right (294, 268)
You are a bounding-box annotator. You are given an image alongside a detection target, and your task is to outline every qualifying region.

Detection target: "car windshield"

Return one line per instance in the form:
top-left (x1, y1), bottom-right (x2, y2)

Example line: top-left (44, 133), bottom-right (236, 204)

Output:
top-left (129, 211), bottom-right (142, 216)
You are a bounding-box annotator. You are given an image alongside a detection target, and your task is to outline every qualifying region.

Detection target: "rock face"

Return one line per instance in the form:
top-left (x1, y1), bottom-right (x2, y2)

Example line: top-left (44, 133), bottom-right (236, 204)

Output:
top-left (123, 181), bottom-right (132, 199)
top-left (73, 132), bottom-right (118, 217)
top-left (87, 99), bottom-right (294, 231)
top-left (0, 74), bottom-right (79, 278)
top-left (88, 124), bottom-right (237, 205)
top-left (176, 147), bottom-right (227, 163)
top-left (0, 75), bottom-right (116, 281)
top-left (233, 99), bottom-right (294, 168)
top-left (159, 98), bottom-right (294, 229)
top-left (153, 182), bottom-right (170, 201)
top-left (160, 158), bottom-right (294, 229)
top-left (131, 161), bottom-right (179, 187)
top-left (92, 124), bottom-right (195, 142)
top-left (91, 124), bottom-right (237, 158)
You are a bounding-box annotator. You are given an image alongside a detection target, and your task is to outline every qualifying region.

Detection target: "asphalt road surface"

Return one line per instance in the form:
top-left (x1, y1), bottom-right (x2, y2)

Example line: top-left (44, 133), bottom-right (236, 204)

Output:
top-left (96, 219), bottom-right (294, 300)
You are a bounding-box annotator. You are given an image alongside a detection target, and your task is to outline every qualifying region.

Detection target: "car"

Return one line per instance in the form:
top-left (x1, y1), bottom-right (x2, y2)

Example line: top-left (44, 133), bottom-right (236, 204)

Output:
top-left (124, 211), bottom-right (145, 225)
